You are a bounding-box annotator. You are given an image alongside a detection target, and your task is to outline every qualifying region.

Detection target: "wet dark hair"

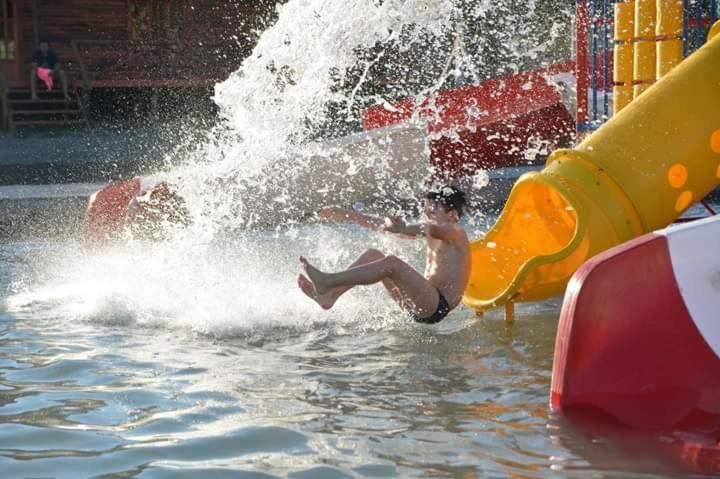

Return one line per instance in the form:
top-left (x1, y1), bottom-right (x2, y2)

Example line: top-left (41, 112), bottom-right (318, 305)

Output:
top-left (425, 185), bottom-right (466, 217)
top-left (39, 37), bottom-right (51, 46)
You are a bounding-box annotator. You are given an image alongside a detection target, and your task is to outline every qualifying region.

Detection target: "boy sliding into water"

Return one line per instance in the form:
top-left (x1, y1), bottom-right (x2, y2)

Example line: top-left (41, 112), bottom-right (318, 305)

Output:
top-left (298, 186), bottom-right (471, 324)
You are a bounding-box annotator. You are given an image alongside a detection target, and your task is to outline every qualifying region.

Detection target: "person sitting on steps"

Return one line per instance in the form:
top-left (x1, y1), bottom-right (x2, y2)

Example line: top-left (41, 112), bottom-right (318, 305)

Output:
top-left (30, 38), bottom-right (70, 102)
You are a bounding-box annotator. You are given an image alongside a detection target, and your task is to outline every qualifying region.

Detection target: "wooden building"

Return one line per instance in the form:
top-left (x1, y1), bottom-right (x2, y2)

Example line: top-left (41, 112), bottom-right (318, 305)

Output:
top-left (0, 0), bottom-right (276, 129)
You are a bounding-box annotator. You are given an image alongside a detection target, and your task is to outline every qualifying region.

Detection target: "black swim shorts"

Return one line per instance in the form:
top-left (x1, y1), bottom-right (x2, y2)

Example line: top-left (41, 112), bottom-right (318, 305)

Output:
top-left (413, 291), bottom-right (451, 324)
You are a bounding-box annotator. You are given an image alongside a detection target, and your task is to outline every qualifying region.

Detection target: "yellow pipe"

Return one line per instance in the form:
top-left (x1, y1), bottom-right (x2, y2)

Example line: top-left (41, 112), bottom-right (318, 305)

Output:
top-left (633, 0), bottom-right (657, 98)
top-left (710, 20), bottom-right (720, 41)
top-left (614, 1), bottom-right (635, 113)
top-left (463, 22), bottom-right (720, 312)
top-left (656, 0), bottom-right (684, 78)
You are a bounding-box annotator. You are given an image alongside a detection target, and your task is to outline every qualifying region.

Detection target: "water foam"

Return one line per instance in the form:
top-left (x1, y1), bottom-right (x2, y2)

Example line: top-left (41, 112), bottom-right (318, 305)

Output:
top-left (7, 0), bottom-right (572, 335)
top-left (6, 226), bottom-right (426, 337)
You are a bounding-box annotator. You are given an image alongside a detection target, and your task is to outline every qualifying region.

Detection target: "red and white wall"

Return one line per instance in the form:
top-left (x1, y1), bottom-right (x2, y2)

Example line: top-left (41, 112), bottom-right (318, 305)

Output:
top-left (551, 215), bottom-right (720, 431)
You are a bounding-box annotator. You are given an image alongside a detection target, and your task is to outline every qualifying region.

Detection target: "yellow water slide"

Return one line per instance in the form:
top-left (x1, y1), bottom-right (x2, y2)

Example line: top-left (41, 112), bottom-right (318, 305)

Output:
top-left (463, 18), bottom-right (720, 315)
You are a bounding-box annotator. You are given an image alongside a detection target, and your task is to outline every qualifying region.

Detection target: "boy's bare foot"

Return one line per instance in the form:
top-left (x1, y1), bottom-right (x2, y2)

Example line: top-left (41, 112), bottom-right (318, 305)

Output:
top-left (299, 256), bottom-right (330, 295)
top-left (298, 274), bottom-right (317, 299)
top-left (297, 274), bottom-right (338, 310)
top-left (31, 94), bottom-right (39, 101)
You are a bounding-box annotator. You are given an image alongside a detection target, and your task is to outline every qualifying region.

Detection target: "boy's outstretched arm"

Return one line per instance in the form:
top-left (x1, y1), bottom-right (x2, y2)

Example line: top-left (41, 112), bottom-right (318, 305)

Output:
top-left (387, 219), bottom-right (464, 240)
top-left (318, 207), bottom-right (386, 231)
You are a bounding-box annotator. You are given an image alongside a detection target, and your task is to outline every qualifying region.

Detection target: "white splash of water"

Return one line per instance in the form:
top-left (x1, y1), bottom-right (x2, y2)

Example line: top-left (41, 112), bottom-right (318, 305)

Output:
top-left (7, 0), bottom-right (573, 336)
top-left (7, 228), bottom-right (424, 336)
top-left (169, 0), bottom-right (462, 238)
top-left (215, 0), bottom-right (454, 160)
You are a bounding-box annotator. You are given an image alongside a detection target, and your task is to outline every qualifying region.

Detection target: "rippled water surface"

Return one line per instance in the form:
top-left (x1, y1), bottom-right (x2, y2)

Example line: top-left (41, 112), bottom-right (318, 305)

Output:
top-left (2, 0), bottom-right (717, 474)
top-left (1, 221), bottom-right (713, 479)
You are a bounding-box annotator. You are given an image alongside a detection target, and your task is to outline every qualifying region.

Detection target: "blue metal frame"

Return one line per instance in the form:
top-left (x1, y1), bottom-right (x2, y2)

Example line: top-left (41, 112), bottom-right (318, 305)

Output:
top-left (591, 0), bottom-right (598, 123)
top-left (684, 0), bottom-right (690, 56)
top-left (581, 0), bottom-right (715, 133)
top-left (576, 122), bottom-right (601, 132)
top-left (695, 0), bottom-right (702, 49)
top-left (603, 0), bottom-right (610, 119)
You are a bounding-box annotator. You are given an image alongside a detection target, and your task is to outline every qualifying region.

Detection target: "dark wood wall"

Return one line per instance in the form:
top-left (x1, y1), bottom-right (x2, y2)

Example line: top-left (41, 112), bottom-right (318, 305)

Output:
top-left (14, 0), bottom-right (277, 87)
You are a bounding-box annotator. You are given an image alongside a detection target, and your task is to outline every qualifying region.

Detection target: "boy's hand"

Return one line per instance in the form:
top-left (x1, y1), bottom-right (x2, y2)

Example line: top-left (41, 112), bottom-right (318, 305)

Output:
top-left (382, 216), bottom-right (406, 234)
top-left (318, 207), bottom-right (350, 221)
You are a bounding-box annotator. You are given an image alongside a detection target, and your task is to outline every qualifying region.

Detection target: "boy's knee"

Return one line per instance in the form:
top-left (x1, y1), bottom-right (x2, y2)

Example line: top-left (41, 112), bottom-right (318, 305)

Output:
top-left (364, 248), bottom-right (384, 259)
top-left (384, 254), bottom-right (401, 269)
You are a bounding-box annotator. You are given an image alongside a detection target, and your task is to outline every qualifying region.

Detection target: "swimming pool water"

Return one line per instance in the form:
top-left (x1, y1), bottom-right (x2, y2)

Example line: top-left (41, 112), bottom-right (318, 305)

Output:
top-left (0, 219), bottom-right (709, 478)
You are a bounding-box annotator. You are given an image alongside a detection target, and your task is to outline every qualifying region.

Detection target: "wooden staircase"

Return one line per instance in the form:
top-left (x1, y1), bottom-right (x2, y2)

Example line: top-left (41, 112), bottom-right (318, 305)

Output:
top-left (4, 87), bottom-right (89, 131)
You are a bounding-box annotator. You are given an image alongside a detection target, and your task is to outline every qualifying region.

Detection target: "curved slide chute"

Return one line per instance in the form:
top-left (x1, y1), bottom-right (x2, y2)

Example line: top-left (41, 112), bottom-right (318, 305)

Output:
top-left (463, 22), bottom-right (720, 313)
top-left (551, 215), bottom-right (720, 431)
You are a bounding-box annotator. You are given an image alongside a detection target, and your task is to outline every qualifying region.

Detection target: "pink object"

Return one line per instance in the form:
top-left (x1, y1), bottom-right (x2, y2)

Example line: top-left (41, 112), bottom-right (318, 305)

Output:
top-left (37, 67), bottom-right (53, 91)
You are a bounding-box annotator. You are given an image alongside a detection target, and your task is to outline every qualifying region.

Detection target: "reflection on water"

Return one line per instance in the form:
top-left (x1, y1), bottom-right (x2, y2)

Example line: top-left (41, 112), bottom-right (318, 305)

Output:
top-left (0, 0), bottom-right (716, 471)
top-left (0, 309), bottom-right (555, 477)
top-left (2, 234), bottom-right (708, 478)
top-left (2, 201), bottom-right (717, 477)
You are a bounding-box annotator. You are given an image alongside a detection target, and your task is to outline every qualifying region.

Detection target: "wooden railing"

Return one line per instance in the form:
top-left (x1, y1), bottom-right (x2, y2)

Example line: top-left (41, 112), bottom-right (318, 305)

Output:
top-left (69, 40), bottom-right (247, 88)
top-left (0, 65), bottom-right (7, 130)
top-left (70, 41), bottom-right (92, 94)
top-left (70, 40), bottom-right (92, 124)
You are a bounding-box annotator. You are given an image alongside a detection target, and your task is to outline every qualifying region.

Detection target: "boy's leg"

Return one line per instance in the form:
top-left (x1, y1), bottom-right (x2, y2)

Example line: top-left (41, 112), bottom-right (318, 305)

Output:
top-left (301, 254), bottom-right (440, 317)
top-left (299, 248), bottom-right (390, 309)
